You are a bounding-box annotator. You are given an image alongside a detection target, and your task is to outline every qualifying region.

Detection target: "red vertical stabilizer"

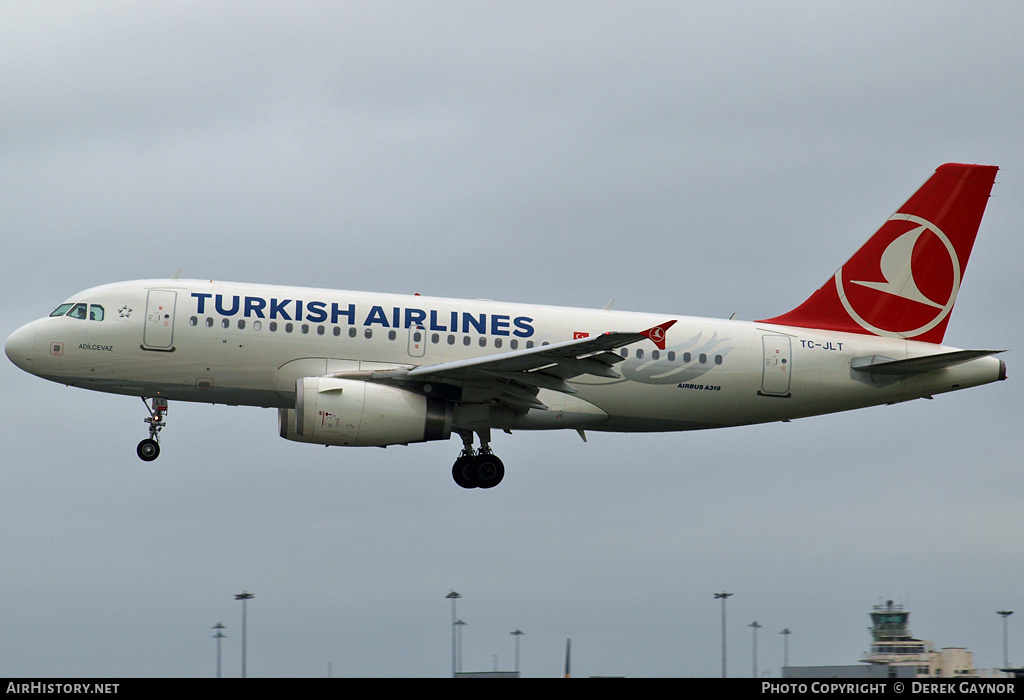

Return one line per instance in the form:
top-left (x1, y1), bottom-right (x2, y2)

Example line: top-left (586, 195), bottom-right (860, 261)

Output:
top-left (759, 163), bottom-right (998, 344)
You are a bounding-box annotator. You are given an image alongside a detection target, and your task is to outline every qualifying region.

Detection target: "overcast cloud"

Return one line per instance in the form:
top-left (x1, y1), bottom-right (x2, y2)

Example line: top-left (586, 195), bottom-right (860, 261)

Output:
top-left (2, 1), bottom-right (1023, 678)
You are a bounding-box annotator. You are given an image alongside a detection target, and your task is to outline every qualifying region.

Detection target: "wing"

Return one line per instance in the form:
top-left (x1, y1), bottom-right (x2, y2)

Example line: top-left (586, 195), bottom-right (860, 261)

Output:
top-left (330, 320), bottom-right (676, 412)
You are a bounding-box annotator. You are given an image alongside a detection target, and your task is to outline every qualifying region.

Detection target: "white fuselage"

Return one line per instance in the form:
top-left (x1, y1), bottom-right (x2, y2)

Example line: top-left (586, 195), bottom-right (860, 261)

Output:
top-left (5, 279), bottom-right (1005, 436)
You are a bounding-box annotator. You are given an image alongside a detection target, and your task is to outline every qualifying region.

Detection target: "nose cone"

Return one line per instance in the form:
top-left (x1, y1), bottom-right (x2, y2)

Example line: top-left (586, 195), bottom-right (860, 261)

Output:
top-left (5, 323), bottom-right (35, 373)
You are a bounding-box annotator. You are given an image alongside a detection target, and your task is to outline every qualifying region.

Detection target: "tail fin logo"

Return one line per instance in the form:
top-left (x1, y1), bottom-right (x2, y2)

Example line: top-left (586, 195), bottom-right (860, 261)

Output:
top-left (835, 213), bottom-right (960, 338)
top-left (758, 164), bottom-right (997, 344)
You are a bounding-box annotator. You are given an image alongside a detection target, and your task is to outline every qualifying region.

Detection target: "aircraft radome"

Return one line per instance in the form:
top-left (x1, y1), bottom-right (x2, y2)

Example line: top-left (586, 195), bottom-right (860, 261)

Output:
top-left (5, 163), bottom-right (1006, 489)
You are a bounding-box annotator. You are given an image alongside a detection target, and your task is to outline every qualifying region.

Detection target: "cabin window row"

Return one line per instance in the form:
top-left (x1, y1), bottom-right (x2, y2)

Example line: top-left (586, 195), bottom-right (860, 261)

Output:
top-left (186, 314), bottom-right (720, 365)
top-left (620, 347), bottom-right (724, 365)
top-left (188, 316), bottom-right (538, 350)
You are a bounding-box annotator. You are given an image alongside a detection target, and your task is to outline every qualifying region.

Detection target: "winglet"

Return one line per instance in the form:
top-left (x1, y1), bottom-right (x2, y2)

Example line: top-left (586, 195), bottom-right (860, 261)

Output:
top-left (640, 320), bottom-right (676, 350)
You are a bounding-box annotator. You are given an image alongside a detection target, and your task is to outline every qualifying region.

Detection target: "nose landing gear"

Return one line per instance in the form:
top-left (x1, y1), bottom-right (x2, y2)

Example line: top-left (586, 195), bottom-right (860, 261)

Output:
top-left (137, 397), bottom-right (168, 462)
top-left (451, 430), bottom-right (505, 489)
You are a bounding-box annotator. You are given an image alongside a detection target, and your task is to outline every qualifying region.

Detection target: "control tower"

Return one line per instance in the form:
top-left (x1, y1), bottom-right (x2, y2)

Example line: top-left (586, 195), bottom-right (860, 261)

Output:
top-left (870, 600), bottom-right (915, 644)
top-left (862, 600), bottom-right (973, 677)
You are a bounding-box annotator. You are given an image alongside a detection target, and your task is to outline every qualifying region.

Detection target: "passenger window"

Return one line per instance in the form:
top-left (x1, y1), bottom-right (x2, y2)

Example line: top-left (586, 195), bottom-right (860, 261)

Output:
top-left (317, 325), bottom-right (324, 336)
top-left (652, 350), bottom-right (660, 360)
top-left (269, 321), bottom-right (277, 331)
top-left (206, 317), bottom-right (214, 328)
top-left (668, 351), bottom-right (676, 362)
top-left (636, 349), bottom-right (644, 359)
top-left (348, 327), bottom-right (357, 338)
top-left (364, 328), bottom-right (372, 339)
top-left (189, 316), bottom-right (198, 326)
top-left (494, 338), bottom-right (502, 349)
top-left (286, 323), bottom-right (294, 333)
top-left (221, 318), bottom-right (230, 329)
top-left (447, 335), bottom-right (455, 345)
top-left (388, 330), bottom-right (397, 341)
top-left (301, 324), bottom-right (309, 334)
top-left (431, 333), bottom-right (439, 344)
top-left (333, 327), bottom-right (341, 336)
top-left (254, 321), bottom-right (262, 331)
top-left (89, 305), bottom-right (104, 321)
top-left (462, 336), bottom-right (471, 346)
top-left (237, 319), bottom-right (245, 329)
top-left (510, 339), bottom-right (519, 350)
top-left (684, 352), bottom-right (691, 363)
top-left (715, 354), bottom-right (723, 365)
top-left (479, 337), bottom-right (487, 347)
top-left (699, 353), bottom-right (707, 364)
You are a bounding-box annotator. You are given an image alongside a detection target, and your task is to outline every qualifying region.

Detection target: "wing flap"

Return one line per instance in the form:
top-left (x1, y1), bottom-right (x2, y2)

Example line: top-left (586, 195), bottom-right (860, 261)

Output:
top-left (478, 369), bottom-right (579, 394)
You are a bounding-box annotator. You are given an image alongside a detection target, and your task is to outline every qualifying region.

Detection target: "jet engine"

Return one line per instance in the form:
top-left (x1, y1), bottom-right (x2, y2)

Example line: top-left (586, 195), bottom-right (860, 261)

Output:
top-left (279, 377), bottom-right (452, 447)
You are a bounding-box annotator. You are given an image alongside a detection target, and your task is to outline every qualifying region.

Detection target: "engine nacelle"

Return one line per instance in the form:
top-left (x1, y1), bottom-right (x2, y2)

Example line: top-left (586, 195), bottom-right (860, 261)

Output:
top-left (279, 377), bottom-right (452, 447)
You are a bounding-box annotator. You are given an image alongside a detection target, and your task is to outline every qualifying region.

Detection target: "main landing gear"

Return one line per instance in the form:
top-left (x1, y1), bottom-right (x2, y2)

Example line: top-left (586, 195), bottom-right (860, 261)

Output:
top-left (137, 397), bottom-right (168, 462)
top-left (452, 429), bottom-right (505, 489)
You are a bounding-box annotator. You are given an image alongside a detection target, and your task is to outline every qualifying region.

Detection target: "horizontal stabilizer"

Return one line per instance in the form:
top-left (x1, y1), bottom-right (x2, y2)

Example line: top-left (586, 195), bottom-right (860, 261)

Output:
top-left (851, 349), bottom-right (1004, 376)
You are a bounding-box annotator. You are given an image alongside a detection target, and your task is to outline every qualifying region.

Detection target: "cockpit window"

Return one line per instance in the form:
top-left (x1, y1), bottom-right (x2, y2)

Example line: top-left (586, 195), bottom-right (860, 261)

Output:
top-left (49, 302), bottom-right (105, 320)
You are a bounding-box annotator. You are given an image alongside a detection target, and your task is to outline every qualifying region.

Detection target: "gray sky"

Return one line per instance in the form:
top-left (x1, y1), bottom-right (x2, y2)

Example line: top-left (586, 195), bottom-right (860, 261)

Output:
top-left (2, 1), bottom-right (1023, 678)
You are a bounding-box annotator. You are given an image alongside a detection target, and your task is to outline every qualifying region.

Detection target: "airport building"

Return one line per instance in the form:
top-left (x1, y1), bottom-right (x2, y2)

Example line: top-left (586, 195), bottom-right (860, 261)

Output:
top-left (860, 600), bottom-right (974, 677)
top-left (785, 600), bottom-right (979, 679)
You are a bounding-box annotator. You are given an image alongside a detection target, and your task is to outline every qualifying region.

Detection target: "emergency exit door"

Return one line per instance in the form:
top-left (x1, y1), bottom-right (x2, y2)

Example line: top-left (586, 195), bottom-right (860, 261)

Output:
top-left (759, 334), bottom-right (792, 397)
top-left (143, 290), bottom-right (177, 350)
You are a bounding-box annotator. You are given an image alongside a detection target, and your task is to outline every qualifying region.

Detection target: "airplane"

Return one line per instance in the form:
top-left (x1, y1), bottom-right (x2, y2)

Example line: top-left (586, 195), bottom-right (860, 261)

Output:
top-left (5, 163), bottom-right (1006, 489)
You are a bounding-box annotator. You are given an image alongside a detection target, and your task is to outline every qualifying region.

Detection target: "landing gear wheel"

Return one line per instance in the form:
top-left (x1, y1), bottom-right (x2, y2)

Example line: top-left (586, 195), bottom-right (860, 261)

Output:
top-left (137, 438), bottom-right (160, 462)
top-left (451, 429), bottom-right (506, 489)
top-left (474, 454), bottom-right (505, 489)
top-left (452, 455), bottom-right (477, 489)
top-left (138, 397), bottom-right (168, 462)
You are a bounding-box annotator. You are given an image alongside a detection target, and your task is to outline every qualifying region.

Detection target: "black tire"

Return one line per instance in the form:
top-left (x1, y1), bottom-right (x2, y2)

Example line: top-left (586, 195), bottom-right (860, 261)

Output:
top-left (474, 455), bottom-right (504, 489)
top-left (452, 455), bottom-right (477, 489)
top-left (137, 439), bottom-right (160, 462)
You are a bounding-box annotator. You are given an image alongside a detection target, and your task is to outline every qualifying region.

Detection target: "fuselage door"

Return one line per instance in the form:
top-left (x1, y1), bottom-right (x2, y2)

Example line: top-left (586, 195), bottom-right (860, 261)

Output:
top-left (407, 325), bottom-right (426, 358)
top-left (143, 289), bottom-right (177, 350)
top-left (760, 334), bottom-right (792, 397)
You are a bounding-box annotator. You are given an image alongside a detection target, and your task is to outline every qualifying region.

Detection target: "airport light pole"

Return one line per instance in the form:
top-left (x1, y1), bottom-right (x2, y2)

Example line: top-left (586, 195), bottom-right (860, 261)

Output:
top-left (749, 621), bottom-right (762, 678)
top-left (211, 623), bottom-right (226, 678)
top-left (715, 592), bottom-right (733, 678)
top-left (235, 591), bottom-right (254, 678)
top-left (780, 628), bottom-right (792, 674)
top-left (998, 611), bottom-right (1014, 668)
top-left (446, 591), bottom-right (461, 677)
top-left (455, 619), bottom-right (466, 673)
top-left (511, 629), bottom-right (524, 675)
